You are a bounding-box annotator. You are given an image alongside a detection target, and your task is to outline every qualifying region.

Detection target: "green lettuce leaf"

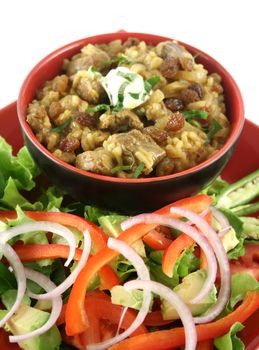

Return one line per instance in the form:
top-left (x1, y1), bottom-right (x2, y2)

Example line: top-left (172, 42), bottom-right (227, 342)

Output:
top-left (38, 186), bottom-right (64, 211)
top-left (149, 247), bottom-right (199, 287)
top-left (214, 322), bottom-right (244, 350)
top-left (220, 209), bottom-right (245, 259)
top-left (200, 176), bottom-right (229, 201)
top-left (0, 262), bottom-right (17, 294)
top-left (227, 273), bottom-right (259, 312)
top-left (0, 137), bottom-right (39, 195)
top-left (0, 177), bottom-right (43, 211)
top-left (1, 289), bottom-right (31, 309)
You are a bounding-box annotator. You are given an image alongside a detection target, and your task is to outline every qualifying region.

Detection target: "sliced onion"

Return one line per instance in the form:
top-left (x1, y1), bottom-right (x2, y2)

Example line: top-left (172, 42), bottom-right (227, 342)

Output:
top-left (87, 237), bottom-right (152, 350)
top-left (170, 207), bottom-right (230, 323)
top-left (0, 221), bottom-right (76, 267)
top-left (28, 230), bottom-right (91, 300)
top-left (122, 214), bottom-right (217, 304)
top-left (125, 279), bottom-right (197, 350)
top-left (210, 206), bottom-right (230, 229)
top-left (9, 267), bottom-right (62, 343)
top-left (0, 243), bottom-right (26, 327)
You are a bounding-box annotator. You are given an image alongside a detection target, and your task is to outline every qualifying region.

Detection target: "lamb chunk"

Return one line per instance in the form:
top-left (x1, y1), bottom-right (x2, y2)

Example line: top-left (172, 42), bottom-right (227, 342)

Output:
top-left (156, 157), bottom-right (175, 176)
top-left (75, 148), bottom-right (114, 175)
top-left (160, 57), bottom-right (180, 79)
top-left (63, 44), bottom-right (110, 76)
top-left (122, 37), bottom-right (140, 49)
top-left (103, 130), bottom-right (166, 175)
top-left (52, 75), bottom-right (69, 94)
top-left (48, 101), bottom-right (64, 120)
top-left (76, 77), bottom-right (105, 104)
top-left (26, 103), bottom-right (51, 133)
top-left (99, 110), bottom-right (143, 132)
top-left (157, 41), bottom-right (194, 71)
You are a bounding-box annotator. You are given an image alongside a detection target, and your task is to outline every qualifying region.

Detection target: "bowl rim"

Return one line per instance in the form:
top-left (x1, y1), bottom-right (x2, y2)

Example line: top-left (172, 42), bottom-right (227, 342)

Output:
top-left (17, 31), bottom-right (245, 184)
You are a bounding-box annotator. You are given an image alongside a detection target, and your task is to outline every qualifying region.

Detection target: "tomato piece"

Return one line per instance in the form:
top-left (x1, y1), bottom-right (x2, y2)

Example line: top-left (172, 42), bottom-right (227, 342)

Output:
top-left (65, 194), bottom-right (212, 336)
top-left (109, 291), bottom-right (259, 350)
top-left (143, 226), bottom-right (173, 250)
top-left (0, 329), bottom-right (21, 350)
top-left (230, 244), bottom-right (259, 281)
top-left (78, 294), bottom-right (147, 347)
top-left (144, 310), bottom-right (173, 326)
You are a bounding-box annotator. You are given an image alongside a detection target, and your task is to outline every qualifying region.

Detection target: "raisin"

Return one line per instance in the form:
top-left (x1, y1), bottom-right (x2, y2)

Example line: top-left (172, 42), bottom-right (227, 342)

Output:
top-left (189, 83), bottom-right (203, 99)
top-left (165, 112), bottom-right (185, 132)
top-left (144, 126), bottom-right (168, 144)
top-left (74, 112), bottom-right (98, 127)
top-left (179, 88), bottom-right (200, 105)
top-left (165, 98), bottom-right (184, 112)
top-left (59, 137), bottom-right (80, 152)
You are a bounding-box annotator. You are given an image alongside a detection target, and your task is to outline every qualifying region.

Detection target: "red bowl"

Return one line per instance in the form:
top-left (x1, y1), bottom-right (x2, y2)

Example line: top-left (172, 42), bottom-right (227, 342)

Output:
top-left (17, 32), bottom-right (245, 213)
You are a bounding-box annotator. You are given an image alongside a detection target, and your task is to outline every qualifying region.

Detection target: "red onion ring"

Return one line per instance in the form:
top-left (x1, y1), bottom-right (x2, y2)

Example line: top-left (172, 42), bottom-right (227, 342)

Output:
top-left (121, 214), bottom-right (217, 304)
top-left (170, 207), bottom-right (230, 323)
top-left (125, 279), bottom-right (197, 350)
top-left (87, 237), bottom-right (152, 350)
top-left (28, 230), bottom-right (91, 300)
top-left (0, 221), bottom-right (76, 267)
top-left (9, 267), bottom-right (62, 343)
top-left (0, 243), bottom-right (26, 327)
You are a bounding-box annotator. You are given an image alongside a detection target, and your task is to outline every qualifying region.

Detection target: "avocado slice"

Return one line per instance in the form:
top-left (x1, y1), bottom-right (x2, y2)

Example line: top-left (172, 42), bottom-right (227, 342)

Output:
top-left (111, 285), bottom-right (153, 310)
top-left (98, 215), bottom-right (146, 257)
top-left (5, 304), bottom-right (61, 350)
top-left (161, 269), bottom-right (217, 320)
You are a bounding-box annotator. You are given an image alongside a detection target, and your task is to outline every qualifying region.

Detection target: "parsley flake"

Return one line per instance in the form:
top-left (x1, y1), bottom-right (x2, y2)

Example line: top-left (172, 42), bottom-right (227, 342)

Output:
top-left (51, 117), bottom-right (72, 133)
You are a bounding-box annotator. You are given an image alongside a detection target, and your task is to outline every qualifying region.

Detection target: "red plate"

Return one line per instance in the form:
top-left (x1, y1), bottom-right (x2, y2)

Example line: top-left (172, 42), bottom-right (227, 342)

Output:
top-left (0, 102), bottom-right (259, 349)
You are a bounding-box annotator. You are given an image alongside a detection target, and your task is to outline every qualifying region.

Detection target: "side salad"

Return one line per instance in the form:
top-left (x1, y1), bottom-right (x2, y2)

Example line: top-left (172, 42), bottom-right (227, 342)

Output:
top-left (0, 136), bottom-right (258, 350)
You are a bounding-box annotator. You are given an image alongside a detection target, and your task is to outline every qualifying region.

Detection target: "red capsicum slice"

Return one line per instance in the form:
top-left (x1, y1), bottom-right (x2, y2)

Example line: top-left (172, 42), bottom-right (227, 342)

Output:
top-left (109, 290), bottom-right (259, 350)
top-left (0, 211), bottom-right (119, 290)
top-left (162, 211), bottom-right (212, 277)
top-left (65, 194), bottom-right (212, 336)
top-left (0, 211), bottom-right (107, 254)
top-left (13, 243), bottom-right (119, 290)
top-left (196, 339), bottom-right (214, 350)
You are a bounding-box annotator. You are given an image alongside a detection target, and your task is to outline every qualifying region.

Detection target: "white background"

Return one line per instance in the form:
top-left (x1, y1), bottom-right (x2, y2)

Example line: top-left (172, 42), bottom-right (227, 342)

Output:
top-left (0, 0), bottom-right (258, 125)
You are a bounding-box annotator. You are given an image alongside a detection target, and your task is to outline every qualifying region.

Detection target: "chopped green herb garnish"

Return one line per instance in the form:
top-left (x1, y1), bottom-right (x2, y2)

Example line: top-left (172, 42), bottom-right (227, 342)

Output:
top-left (129, 92), bottom-right (140, 99)
top-left (104, 54), bottom-right (134, 66)
top-left (111, 164), bottom-right (133, 174)
top-left (183, 110), bottom-right (209, 120)
top-left (89, 66), bottom-right (98, 73)
top-left (131, 162), bottom-right (145, 178)
top-left (206, 118), bottom-right (222, 143)
top-left (144, 76), bottom-right (160, 94)
top-left (117, 71), bottom-right (136, 82)
top-left (113, 81), bottom-right (129, 112)
top-left (86, 104), bottom-right (110, 113)
top-left (51, 117), bottom-right (72, 133)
